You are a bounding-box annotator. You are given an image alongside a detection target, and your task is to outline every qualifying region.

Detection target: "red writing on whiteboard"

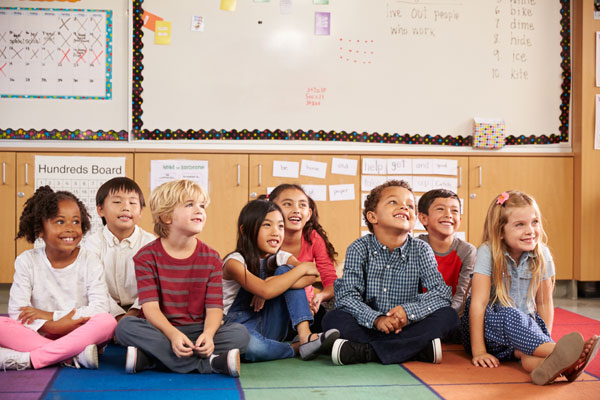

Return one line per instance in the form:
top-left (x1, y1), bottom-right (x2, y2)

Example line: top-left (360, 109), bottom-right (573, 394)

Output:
top-left (305, 87), bottom-right (326, 106)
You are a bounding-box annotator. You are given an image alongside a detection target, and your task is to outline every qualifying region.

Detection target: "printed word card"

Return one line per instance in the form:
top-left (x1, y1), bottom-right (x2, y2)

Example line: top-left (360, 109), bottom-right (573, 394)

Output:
top-left (150, 160), bottom-right (209, 193)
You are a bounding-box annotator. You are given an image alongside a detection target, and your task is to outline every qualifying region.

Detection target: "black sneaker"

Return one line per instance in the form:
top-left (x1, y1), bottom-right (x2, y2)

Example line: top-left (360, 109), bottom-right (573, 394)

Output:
top-left (414, 338), bottom-right (442, 364)
top-left (125, 346), bottom-right (155, 374)
top-left (210, 349), bottom-right (240, 378)
top-left (331, 339), bottom-right (377, 366)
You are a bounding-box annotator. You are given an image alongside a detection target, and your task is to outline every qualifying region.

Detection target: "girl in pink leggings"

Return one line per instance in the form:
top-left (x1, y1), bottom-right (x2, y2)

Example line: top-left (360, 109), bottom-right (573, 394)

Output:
top-left (0, 186), bottom-right (117, 370)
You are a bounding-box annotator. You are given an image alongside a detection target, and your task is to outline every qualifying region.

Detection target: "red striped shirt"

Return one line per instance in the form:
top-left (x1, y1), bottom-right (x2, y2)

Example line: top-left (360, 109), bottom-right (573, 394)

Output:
top-left (134, 238), bottom-right (223, 326)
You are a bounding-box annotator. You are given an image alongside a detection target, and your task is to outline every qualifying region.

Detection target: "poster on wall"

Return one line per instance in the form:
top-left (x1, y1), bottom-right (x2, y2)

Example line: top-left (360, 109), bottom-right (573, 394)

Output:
top-left (0, 7), bottom-right (112, 99)
top-left (35, 156), bottom-right (126, 233)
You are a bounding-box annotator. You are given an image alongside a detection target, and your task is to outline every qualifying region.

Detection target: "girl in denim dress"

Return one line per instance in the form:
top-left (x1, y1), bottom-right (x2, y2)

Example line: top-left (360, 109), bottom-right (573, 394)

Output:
top-left (462, 190), bottom-right (598, 385)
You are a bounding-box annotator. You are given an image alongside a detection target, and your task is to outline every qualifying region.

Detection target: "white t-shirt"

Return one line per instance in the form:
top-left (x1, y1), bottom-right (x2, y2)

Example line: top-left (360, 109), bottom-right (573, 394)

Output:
top-left (82, 225), bottom-right (155, 317)
top-left (221, 251), bottom-right (292, 315)
top-left (8, 246), bottom-right (110, 332)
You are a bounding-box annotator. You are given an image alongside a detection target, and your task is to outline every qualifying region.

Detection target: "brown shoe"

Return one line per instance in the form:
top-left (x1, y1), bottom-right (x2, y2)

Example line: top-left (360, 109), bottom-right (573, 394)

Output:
top-left (530, 332), bottom-right (584, 385)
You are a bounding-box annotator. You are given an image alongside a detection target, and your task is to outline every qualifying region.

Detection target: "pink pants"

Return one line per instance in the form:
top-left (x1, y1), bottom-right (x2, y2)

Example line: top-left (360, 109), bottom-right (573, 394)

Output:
top-left (0, 313), bottom-right (117, 369)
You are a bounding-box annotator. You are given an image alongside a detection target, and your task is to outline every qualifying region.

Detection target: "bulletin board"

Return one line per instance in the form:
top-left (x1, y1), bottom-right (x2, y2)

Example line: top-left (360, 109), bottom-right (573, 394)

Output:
top-left (0, 0), bottom-right (128, 141)
top-left (133, 0), bottom-right (571, 146)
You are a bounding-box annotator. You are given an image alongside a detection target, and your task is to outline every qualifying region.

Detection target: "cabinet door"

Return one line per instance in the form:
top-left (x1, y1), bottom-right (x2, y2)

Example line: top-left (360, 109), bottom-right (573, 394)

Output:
top-left (134, 153), bottom-right (249, 257)
top-left (0, 152), bottom-right (16, 283)
top-left (249, 154), bottom-right (360, 262)
top-left (16, 152), bottom-right (134, 258)
top-left (359, 156), bottom-right (470, 240)
top-left (468, 157), bottom-right (573, 279)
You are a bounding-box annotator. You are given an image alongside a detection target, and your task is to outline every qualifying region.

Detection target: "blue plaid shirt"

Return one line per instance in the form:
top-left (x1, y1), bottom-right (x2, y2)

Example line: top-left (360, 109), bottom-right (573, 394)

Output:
top-left (334, 234), bottom-right (452, 329)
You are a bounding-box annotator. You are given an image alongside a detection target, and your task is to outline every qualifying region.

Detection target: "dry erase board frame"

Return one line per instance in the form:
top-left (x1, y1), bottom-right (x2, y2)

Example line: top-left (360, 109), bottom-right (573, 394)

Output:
top-left (130, 0), bottom-right (570, 146)
top-left (0, 0), bottom-right (128, 141)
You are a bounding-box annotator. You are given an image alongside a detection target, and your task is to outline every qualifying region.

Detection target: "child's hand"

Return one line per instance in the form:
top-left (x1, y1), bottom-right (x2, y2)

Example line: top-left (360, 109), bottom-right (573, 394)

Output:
top-left (18, 306), bottom-right (53, 324)
top-left (41, 310), bottom-right (90, 335)
top-left (195, 332), bottom-right (215, 358)
top-left (471, 351), bottom-right (499, 368)
top-left (310, 293), bottom-right (325, 315)
top-left (374, 315), bottom-right (400, 334)
top-left (168, 330), bottom-right (195, 358)
top-left (300, 262), bottom-right (319, 276)
top-left (386, 305), bottom-right (408, 333)
top-left (250, 295), bottom-right (266, 312)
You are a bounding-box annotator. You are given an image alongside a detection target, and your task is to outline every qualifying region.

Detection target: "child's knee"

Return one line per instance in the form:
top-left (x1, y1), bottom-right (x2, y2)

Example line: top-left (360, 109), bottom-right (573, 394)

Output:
top-left (274, 264), bottom-right (293, 276)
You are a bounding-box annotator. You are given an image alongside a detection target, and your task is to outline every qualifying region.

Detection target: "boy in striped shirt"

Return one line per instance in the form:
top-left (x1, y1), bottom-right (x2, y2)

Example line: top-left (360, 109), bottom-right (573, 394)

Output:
top-left (115, 180), bottom-right (249, 377)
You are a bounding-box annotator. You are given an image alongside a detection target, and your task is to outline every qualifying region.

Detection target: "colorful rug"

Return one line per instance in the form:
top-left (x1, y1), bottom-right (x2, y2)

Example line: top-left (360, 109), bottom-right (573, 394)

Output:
top-left (1, 308), bottom-right (599, 400)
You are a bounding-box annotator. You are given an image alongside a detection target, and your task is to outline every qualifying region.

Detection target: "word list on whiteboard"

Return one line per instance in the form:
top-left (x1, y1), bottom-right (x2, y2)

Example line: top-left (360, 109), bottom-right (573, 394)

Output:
top-left (0, 7), bottom-right (112, 99)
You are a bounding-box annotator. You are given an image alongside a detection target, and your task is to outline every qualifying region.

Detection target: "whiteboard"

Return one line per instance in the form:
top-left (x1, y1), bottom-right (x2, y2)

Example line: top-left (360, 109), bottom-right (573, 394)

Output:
top-left (138, 0), bottom-right (565, 140)
top-left (0, 0), bottom-right (128, 132)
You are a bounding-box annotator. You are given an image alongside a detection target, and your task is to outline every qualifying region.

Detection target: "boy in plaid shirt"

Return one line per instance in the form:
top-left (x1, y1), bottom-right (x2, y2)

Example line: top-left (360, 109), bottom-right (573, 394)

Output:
top-left (324, 180), bottom-right (458, 365)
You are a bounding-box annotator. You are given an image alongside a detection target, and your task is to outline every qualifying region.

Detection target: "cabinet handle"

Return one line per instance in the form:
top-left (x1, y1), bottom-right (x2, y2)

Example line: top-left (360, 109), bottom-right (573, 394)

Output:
top-left (236, 164), bottom-right (240, 186)
top-left (457, 166), bottom-right (462, 188)
top-left (2, 162), bottom-right (5, 185)
top-left (25, 163), bottom-right (29, 185)
top-left (477, 165), bottom-right (482, 188)
top-left (258, 164), bottom-right (262, 187)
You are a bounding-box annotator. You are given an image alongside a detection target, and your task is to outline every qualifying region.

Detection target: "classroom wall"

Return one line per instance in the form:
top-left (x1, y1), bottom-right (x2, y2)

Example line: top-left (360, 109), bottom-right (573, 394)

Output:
top-left (573, 0), bottom-right (600, 281)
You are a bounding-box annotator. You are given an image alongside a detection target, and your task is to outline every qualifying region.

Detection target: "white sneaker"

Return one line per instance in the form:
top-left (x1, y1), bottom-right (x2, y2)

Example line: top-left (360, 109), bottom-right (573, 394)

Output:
top-left (65, 344), bottom-right (98, 369)
top-left (0, 346), bottom-right (31, 371)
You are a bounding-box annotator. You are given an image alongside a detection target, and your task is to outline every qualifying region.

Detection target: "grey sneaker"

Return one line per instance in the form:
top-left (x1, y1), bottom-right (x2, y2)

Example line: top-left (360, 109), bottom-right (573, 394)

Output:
top-left (0, 346), bottom-right (31, 371)
top-left (299, 329), bottom-right (341, 361)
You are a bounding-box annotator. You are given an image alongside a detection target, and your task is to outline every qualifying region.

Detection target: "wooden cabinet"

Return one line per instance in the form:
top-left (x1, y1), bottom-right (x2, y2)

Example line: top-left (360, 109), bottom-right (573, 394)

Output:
top-left (467, 156), bottom-right (573, 279)
top-left (15, 152), bottom-right (135, 257)
top-left (249, 154), bottom-right (360, 262)
top-left (0, 152), bottom-right (16, 283)
top-left (0, 151), bottom-right (575, 283)
top-left (134, 153), bottom-right (249, 258)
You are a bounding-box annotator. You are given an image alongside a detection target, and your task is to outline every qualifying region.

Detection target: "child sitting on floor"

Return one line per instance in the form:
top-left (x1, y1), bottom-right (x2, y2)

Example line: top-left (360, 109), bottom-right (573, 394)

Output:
top-left (324, 180), bottom-right (457, 366)
top-left (463, 190), bottom-right (599, 385)
top-left (83, 177), bottom-right (155, 321)
top-left (222, 199), bottom-right (339, 362)
top-left (115, 180), bottom-right (249, 377)
top-left (0, 186), bottom-right (116, 370)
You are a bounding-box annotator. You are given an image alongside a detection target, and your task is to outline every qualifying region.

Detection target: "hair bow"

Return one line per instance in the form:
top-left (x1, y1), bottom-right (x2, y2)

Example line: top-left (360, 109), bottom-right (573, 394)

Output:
top-left (496, 191), bottom-right (509, 205)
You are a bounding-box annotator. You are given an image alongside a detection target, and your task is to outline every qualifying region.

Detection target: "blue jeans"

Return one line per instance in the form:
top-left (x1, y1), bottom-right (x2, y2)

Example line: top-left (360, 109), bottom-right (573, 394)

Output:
top-left (225, 264), bottom-right (313, 362)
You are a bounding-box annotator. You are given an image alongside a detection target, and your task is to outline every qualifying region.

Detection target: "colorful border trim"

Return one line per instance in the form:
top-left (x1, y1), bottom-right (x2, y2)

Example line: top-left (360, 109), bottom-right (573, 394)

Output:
top-left (0, 128), bottom-right (127, 140)
top-left (0, 7), bottom-right (113, 100)
top-left (132, 0), bottom-right (570, 145)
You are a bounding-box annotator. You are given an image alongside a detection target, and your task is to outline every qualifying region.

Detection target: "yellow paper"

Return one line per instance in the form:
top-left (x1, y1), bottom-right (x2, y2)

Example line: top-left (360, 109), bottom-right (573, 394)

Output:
top-left (154, 21), bottom-right (172, 45)
top-left (220, 0), bottom-right (237, 11)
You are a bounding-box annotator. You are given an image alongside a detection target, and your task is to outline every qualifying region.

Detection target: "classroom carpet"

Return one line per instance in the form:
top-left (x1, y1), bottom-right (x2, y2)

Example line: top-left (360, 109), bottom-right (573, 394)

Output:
top-left (1, 308), bottom-right (599, 400)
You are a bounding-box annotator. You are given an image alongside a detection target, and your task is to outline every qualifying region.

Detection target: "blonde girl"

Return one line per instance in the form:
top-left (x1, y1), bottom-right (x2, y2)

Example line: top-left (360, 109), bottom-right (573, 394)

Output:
top-left (462, 190), bottom-right (598, 385)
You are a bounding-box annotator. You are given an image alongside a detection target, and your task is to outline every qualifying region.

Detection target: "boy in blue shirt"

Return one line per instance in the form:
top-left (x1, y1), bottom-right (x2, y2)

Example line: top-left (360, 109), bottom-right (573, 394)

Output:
top-left (323, 180), bottom-right (458, 365)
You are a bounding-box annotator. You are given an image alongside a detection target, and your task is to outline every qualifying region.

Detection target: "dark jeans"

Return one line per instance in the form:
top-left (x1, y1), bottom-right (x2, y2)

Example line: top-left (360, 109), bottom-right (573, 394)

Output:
top-left (323, 306), bottom-right (459, 364)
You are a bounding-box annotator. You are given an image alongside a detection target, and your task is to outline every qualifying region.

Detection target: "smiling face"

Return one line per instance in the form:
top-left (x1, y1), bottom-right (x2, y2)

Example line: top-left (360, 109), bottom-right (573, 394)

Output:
top-left (271, 188), bottom-right (312, 233)
top-left (502, 205), bottom-right (541, 262)
top-left (97, 190), bottom-right (142, 240)
top-left (41, 199), bottom-right (83, 264)
top-left (367, 186), bottom-right (416, 235)
top-left (418, 197), bottom-right (461, 239)
top-left (167, 196), bottom-right (207, 238)
top-left (256, 210), bottom-right (285, 257)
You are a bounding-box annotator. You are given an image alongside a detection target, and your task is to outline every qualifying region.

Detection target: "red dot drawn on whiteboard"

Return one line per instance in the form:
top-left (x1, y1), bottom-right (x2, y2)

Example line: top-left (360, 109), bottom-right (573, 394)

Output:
top-left (337, 37), bottom-right (375, 65)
